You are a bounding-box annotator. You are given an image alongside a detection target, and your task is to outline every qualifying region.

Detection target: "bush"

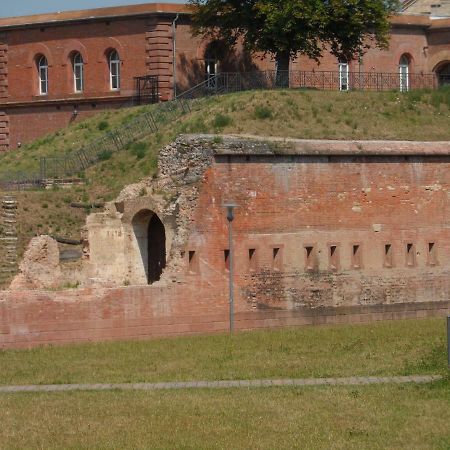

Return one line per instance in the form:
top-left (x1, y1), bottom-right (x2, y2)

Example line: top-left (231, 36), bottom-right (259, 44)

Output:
top-left (254, 105), bottom-right (273, 120)
top-left (98, 150), bottom-right (113, 161)
top-left (97, 121), bottom-right (109, 131)
top-left (212, 113), bottom-right (233, 129)
top-left (130, 142), bottom-right (149, 160)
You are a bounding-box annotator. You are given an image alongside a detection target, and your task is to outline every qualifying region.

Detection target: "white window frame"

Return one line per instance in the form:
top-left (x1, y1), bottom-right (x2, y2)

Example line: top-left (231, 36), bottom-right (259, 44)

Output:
top-left (205, 58), bottom-right (218, 88)
top-left (73, 52), bottom-right (84, 93)
top-left (399, 56), bottom-right (409, 93)
top-left (109, 50), bottom-right (120, 91)
top-left (38, 56), bottom-right (48, 95)
top-left (338, 62), bottom-right (349, 91)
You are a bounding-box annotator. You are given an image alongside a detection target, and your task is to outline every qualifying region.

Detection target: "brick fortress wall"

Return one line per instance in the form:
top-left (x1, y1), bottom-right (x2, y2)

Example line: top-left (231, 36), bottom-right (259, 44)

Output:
top-left (1, 136), bottom-right (450, 348)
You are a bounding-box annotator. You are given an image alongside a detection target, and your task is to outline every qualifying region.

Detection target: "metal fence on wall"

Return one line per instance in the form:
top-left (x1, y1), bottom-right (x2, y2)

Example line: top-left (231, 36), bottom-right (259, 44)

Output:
top-left (0, 98), bottom-right (190, 189)
top-left (0, 69), bottom-right (441, 189)
top-left (177, 70), bottom-right (438, 100)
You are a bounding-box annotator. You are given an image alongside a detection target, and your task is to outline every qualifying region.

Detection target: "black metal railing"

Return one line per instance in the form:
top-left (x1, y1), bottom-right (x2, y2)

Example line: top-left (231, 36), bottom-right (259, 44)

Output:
top-left (0, 97), bottom-right (190, 189)
top-left (133, 75), bottom-right (159, 106)
top-left (178, 70), bottom-right (437, 99)
top-left (0, 69), bottom-right (441, 189)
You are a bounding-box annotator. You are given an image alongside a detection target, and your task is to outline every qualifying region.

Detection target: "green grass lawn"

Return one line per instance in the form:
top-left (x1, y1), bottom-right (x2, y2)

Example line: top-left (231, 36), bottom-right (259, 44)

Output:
top-left (0, 318), bottom-right (447, 386)
top-left (0, 382), bottom-right (449, 449)
top-left (1, 318), bottom-right (449, 449)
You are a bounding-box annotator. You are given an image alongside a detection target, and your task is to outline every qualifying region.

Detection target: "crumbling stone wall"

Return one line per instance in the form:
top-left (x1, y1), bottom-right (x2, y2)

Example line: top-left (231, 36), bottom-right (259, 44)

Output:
top-left (84, 136), bottom-right (216, 286)
top-left (10, 235), bottom-right (62, 290)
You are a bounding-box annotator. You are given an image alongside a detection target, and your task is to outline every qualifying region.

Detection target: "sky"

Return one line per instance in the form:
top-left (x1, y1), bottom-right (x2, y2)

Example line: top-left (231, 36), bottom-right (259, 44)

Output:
top-left (0, 0), bottom-right (186, 18)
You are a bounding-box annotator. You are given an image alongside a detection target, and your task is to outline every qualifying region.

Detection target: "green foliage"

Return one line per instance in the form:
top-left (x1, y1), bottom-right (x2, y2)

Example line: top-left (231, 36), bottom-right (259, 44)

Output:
top-left (189, 0), bottom-right (398, 69)
top-left (97, 121), bottom-right (109, 131)
top-left (212, 113), bottom-right (233, 129)
top-left (129, 141), bottom-right (149, 160)
top-left (98, 150), bottom-right (113, 161)
top-left (429, 86), bottom-right (450, 110)
top-left (254, 105), bottom-right (273, 119)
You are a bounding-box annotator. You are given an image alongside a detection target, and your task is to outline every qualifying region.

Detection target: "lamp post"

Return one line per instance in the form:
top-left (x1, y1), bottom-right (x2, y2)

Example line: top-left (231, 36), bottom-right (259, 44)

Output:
top-left (447, 316), bottom-right (450, 368)
top-left (223, 203), bottom-right (237, 334)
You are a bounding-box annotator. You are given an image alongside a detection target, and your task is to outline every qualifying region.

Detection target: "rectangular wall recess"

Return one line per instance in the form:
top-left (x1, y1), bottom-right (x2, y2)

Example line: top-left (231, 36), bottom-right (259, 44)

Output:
top-left (427, 242), bottom-right (437, 266)
top-left (406, 243), bottom-right (416, 267)
top-left (384, 244), bottom-right (393, 268)
top-left (328, 244), bottom-right (339, 271)
top-left (351, 244), bottom-right (362, 269)
top-left (248, 248), bottom-right (258, 272)
top-left (272, 247), bottom-right (283, 271)
top-left (188, 250), bottom-right (199, 274)
top-left (224, 249), bottom-right (230, 271)
top-left (305, 245), bottom-right (317, 271)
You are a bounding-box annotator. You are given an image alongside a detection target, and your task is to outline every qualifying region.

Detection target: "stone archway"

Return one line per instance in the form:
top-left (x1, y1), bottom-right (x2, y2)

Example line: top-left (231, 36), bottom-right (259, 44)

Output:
top-left (132, 210), bottom-right (166, 284)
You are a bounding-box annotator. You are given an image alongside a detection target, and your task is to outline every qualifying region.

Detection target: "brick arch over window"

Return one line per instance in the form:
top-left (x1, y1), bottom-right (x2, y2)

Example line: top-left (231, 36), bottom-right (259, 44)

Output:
top-left (394, 49), bottom-right (415, 67)
top-left (96, 38), bottom-right (126, 63)
top-left (61, 41), bottom-right (89, 65)
top-left (25, 44), bottom-right (54, 68)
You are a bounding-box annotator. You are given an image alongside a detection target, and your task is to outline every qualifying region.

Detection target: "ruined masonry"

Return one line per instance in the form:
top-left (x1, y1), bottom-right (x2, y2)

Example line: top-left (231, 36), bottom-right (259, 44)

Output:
top-left (0, 196), bottom-right (17, 285)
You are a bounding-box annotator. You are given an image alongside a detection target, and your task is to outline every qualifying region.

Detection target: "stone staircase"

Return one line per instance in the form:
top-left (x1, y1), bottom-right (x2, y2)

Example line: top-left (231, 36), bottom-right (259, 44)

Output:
top-left (0, 195), bottom-right (18, 287)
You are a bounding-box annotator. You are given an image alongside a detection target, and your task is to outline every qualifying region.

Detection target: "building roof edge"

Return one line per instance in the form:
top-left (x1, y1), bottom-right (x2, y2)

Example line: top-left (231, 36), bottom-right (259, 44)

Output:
top-left (0, 3), bottom-right (192, 30)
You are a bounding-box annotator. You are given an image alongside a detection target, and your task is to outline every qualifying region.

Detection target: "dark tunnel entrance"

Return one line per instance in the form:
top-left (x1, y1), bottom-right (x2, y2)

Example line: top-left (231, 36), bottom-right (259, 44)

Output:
top-left (147, 213), bottom-right (166, 284)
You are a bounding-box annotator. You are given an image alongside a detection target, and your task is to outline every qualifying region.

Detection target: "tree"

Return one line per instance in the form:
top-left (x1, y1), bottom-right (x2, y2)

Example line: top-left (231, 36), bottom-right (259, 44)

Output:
top-left (188, 0), bottom-right (399, 73)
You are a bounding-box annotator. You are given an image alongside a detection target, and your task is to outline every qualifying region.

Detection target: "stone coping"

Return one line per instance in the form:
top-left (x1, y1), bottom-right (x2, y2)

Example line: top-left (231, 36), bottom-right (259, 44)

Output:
top-left (184, 134), bottom-right (450, 156)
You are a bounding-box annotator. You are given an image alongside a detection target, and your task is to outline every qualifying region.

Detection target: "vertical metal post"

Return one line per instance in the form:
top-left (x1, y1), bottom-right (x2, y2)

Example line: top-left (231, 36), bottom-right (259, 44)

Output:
top-left (223, 203), bottom-right (237, 334)
top-left (447, 316), bottom-right (450, 368)
top-left (228, 217), bottom-right (234, 334)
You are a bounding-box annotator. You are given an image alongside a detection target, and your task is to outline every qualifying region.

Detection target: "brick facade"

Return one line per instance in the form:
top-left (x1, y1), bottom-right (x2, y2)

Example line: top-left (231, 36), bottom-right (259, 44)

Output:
top-left (0, 4), bottom-right (447, 150)
top-left (2, 137), bottom-right (450, 349)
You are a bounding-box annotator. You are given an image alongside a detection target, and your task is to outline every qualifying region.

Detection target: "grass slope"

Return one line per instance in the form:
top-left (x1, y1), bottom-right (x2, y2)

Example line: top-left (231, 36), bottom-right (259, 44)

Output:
top-left (0, 318), bottom-right (447, 386)
top-left (1, 88), bottom-right (450, 273)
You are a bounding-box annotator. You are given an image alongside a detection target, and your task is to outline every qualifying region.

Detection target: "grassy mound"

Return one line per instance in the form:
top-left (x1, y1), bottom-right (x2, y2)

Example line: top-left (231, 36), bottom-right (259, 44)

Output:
top-left (1, 87), bottom-right (450, 269)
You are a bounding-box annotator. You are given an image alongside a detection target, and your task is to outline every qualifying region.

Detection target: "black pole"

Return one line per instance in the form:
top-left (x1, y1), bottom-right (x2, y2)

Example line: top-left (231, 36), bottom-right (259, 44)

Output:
top-left (447, 316), bottom-right (450, 368)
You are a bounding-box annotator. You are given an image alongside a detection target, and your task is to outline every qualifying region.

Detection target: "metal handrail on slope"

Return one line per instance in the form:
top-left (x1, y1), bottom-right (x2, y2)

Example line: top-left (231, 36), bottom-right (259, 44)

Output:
top-left (0, 69), bottom-right (441, 189)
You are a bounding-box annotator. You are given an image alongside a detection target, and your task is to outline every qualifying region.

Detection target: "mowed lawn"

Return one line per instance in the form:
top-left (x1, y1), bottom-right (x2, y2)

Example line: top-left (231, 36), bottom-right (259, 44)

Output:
top-left (0, 318), bottom-right (449, 449)
top-left (0, 318), bottom-right (448, 385)
top-left (0, 382), bottom-right (449, 449)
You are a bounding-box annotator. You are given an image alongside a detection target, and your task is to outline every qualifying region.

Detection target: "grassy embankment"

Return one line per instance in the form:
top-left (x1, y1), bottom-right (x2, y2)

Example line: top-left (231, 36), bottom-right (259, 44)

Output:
top-left (1, 88), bottom-right (450, 261)
top-left (0, 318), bottom-right (449, 449)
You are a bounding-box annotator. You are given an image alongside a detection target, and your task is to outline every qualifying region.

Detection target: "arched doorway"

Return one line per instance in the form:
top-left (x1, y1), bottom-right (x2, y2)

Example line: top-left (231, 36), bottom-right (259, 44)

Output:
top-left (204, 40), bottom-right (227, 88)
top-left (132, 210), bottom-right (166, 284)
top-left (147, 214), bottom-right (166, 283)
top-left (435, 61), bottom-right (450, 86)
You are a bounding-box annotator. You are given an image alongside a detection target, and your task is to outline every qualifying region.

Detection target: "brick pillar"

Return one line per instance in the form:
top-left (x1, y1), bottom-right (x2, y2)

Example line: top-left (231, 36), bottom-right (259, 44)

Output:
top-left (145, 17), bottom-right (174, 101)
top-left (0, 32), bottom-right (9, 151)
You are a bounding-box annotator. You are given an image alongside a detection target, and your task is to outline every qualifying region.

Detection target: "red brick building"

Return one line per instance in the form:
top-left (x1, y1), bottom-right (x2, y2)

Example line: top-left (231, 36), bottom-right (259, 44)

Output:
top-left (0, 2), bottom-right (450, 151)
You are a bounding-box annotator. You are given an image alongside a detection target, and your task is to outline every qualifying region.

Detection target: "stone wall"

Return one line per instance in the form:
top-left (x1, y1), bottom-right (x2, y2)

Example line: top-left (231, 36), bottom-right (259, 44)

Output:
top-left (2, 135), bottom-right (450, 348)
top-left (0, 196), bottom-right (17, 287)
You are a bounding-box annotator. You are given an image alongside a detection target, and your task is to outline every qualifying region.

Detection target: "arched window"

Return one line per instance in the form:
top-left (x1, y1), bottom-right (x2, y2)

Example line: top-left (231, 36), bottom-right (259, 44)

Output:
top-left (204, 41), bottom-right (226, 88)
top-left (109, 50), bottom-right (120, 90)
top-left (399, 54), bottom-right (410, 92)
top-left (72, 52), bottom-right (84, 93)
top-left (37, 55), bottom-right (48, 95)
top-left (338, 58), bottom-right (349, 91)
